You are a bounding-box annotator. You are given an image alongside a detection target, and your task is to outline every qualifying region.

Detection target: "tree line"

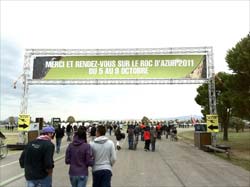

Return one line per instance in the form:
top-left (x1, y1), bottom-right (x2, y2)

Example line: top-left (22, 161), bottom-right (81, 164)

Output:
top-left (195, 34), bottom-right (250, 140)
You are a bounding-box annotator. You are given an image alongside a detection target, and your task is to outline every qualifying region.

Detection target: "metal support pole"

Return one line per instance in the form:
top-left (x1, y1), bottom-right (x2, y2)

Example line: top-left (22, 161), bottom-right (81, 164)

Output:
top-left (208, 77), bottom-right (217, 114)
top-left (207, 47), bottom-right (217, 115)
top-left (207, 48), bottom-right (217, 146)
top-left (20, 55), bottom-right (30, 114)
top-left (18, 55), bottom-right (30, 144)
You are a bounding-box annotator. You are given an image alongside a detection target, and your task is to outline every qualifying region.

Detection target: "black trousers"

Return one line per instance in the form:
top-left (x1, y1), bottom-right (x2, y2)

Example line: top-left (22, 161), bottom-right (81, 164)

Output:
top-left (92, 169), bottom-right (112, 187)
top-left (144, 140), bottom-right (150, 150)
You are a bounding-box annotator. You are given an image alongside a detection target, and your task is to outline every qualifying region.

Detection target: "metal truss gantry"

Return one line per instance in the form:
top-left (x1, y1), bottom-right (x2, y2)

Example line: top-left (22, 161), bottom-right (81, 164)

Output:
top-left (20, 47), bottom-right (216, 115)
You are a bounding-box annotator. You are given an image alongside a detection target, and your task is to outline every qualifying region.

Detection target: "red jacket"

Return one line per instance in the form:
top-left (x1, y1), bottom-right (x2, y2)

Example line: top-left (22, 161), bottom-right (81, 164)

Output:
top-left (140, 124), bottom-right (146, 129)
top-left (156, 124), bottom-right (161, 131)
top-left (144, 131), bottom-right (150, 140)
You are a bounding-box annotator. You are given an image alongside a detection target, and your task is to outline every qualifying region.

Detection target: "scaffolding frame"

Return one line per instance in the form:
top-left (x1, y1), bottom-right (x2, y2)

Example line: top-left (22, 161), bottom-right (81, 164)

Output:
top-left (20, 47), bottom-right (216, 115)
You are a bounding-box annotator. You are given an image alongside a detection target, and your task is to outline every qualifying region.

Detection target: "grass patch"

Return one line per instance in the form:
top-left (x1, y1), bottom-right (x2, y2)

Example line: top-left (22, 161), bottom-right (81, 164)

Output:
top-left (178, 128), bottom-right (250, 171)
top-left (0, 127), bottom-right (18, 133)
top-left (0, 127), bottom-right (19, 144)
top-left (0, 127), bottom-right (21, 155)
top-left (4, 134), bottom-right (19, 145)
top-left (178, 130), bottom-right (195, 144)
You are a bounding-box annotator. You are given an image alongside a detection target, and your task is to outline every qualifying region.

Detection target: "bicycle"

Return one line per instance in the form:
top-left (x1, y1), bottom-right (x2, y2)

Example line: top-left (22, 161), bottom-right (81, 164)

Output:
top-left (170, 132), bottom-right (178, 141)
top-left (0, 143), bottom-right (8, 159)
top-left (0, 133), bottom-right (8, 159)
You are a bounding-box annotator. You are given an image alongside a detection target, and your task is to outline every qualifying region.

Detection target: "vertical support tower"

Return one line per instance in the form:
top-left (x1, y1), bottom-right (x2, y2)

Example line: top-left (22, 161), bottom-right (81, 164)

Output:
top-left (20, 54), bottom-right (31, 114)
top-left (207, 47), bottom-right (217, 114)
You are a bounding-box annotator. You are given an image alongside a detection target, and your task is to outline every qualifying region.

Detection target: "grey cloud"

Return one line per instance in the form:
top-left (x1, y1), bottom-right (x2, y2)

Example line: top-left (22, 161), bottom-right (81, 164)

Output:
top-left (0, 39), bottom-right (24, 119)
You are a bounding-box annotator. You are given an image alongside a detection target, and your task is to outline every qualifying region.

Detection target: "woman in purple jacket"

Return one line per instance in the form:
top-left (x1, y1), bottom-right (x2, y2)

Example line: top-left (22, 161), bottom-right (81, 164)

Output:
top-left (65, 126), bottom-right (94, 187)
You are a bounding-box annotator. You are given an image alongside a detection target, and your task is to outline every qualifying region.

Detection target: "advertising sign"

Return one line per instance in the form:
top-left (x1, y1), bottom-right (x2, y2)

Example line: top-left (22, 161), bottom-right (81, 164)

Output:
top-left (32, 55), bottom-right (206, 80)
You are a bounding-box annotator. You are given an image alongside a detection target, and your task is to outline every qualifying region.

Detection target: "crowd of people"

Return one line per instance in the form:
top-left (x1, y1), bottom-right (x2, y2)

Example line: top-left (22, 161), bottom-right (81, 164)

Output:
top-left (3, 124), bottom-right (16, 131)
top-left (18, 120), bottom-right (180, 187)
top-left (19, 123), bottom-right (116, 187)
top-left (123, 121), bottom-right (178, 152)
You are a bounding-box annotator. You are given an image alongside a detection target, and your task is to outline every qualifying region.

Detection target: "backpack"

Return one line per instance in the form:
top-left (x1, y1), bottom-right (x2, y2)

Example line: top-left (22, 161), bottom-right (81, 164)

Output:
top-left (127, 128), bottom-right (134, 137)
top-left (121, 133), bottom-right (125, 139)
top-left (66, 124), bottom-right (72, 133)
top-left (134, 127), bottom-right (140, 135)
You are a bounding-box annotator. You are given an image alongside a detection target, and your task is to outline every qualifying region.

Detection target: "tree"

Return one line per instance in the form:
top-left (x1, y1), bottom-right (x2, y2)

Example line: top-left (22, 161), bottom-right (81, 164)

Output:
top-left (8, 116), bottom-right (16, 125)
top-left (67, 116), bottom-right (75, 124)
top-left (215, 72), bottom-right (232, 141)
top-left (229, 117), bottom-right (245, 132)
top-left (141, 116), bottom-right (150, 125)
top-left (226, 34), bottom-right (250, 120)
top-left (195, 83), bottom-right (209, 119)
top-left (195, 34), bottom-right (250, 140)
top-left (195, 72), bottom-right (232, 140)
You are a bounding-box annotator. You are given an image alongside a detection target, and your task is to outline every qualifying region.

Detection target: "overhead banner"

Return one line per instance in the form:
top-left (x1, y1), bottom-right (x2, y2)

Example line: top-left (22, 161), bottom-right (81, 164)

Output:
top-left (32, 55), bottom-right (207, 80)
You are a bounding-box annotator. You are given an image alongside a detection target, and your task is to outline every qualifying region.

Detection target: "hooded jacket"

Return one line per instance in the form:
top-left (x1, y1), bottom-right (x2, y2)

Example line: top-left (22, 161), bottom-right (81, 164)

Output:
top-left (19, 135), bottom-right (54, 180)
top-left (90, 136), bottom-right (117, 172)
top-left (65, 135), bottom-right (94, 176)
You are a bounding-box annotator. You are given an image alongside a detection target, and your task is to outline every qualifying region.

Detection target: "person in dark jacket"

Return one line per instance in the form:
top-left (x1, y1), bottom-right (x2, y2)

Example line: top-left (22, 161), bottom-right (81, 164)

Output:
top-left (55, 124), bottom-right (64, 153)
top-left (150, 126), bottom-right (157, 152)
top-left (114, 127), bottom-right (122, 150)
top-left (66, 123), bottom-right (73, 142)
top-left (65, 127), bottom-right (94, 187)
top-left (19, 126), bottom-right (55, 187)
top-left (127, 124), bottom-right (134, 150)
top-left (90, 124), bottom-right (97, 141)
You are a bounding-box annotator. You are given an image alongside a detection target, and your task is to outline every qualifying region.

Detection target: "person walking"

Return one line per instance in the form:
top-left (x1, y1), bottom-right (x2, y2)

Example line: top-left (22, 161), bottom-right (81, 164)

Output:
top-left (166, 125), bottom-right (170, 139)
top-left (65, 127), bottom-right (94, 187)
top-left (156, 122), bottom-right (162, 140)
top-left (55, 124), bottom-right (65, 153)
top-left (127, 124), bottom-right (135, 150)
top-left (108, 125), bottom-right (113, 136)
top-left (114, 127), bottom-right (122, 150)
top-left (133, 125), bottom-right (140, 150)
top-left (140, 122), bottom-right (146, 141)
top-left (66, 123), bottom-right (73, 142)
top-left (90, 124), bottom-right (96, 141)
top-left (150, 126), bottom-right (157, 152)
top-left (90, 125), bottom-right (117, 187)
top-left (19, 126), bottom-right (55, 187)
top-left (170, 126), bottom-right (178, 141)
top-left (144, 126), bottom-right (151, 151)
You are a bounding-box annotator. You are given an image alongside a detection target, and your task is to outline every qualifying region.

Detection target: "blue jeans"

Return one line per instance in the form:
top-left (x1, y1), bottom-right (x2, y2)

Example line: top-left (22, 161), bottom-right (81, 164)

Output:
top-left (26, 175), bottom-right (52, 187)
top-left (56, 138), bottom-right (62, 153)
top-left (128, 137), bottom-right (134, 149)
top-left (92, 170), bottom-right (112, 187)
top-left (151, 140), bottom-right (156, 151)
top-left (67, 132), bottom-right (72, 142)
top-left (70, 176), bottom-right (88, 187)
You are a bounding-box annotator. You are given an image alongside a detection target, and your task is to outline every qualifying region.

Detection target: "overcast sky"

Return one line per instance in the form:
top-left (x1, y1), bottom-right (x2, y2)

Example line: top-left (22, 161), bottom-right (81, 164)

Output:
top-left (1, 0), bottom-right (249, 121)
